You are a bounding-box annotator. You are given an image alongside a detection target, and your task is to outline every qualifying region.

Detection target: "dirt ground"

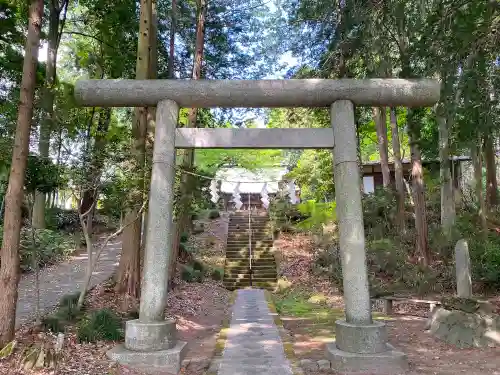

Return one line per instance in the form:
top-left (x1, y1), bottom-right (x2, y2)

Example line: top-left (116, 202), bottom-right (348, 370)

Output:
top-left (0, 215), bottom-right (231, 375)
top-left (274, 233), bottom-right (500, 375)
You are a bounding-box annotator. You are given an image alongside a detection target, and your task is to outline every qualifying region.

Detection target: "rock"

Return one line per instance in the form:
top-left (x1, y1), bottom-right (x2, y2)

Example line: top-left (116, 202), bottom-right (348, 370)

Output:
top-left (429, 306), bottom-right (500, 348)
top-left (187, 357), bottom-right (210, 372)
top-left (299, 359), bottom-right (319, 371)
top-left (317, 359), bottom-right (331, 370)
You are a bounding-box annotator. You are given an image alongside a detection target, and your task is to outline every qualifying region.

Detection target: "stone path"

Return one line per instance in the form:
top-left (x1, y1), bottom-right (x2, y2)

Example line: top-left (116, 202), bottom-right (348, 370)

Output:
top-left (218, 288), bottom-right (293, 375)
top-left (16, 239), bottom-right (122, 327)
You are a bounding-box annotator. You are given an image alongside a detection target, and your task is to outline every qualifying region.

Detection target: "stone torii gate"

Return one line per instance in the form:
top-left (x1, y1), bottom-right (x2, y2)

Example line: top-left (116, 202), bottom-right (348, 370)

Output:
top-left (75, 79), bottom-right (440, 374)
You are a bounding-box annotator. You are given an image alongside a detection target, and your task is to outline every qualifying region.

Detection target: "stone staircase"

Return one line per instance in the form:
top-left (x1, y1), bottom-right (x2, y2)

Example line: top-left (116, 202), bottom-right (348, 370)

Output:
top-left (223, 211), bottom-right (277, 290)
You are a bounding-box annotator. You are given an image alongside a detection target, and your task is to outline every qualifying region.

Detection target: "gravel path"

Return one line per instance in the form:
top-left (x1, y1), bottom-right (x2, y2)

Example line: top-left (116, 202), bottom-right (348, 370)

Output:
top-left (218, 289), bottom-right (293, 375)
top-left (15, 239), bottom-right (122, 327)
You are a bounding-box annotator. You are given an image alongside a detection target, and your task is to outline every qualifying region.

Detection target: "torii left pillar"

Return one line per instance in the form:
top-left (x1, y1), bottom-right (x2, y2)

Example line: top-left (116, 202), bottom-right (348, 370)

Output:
top-left (107, 100), bottom-right (187, 374)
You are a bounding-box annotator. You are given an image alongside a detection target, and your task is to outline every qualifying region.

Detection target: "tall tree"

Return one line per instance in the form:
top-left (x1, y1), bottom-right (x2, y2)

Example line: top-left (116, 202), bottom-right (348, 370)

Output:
top-left (170, 0), bottom-right (207, 281)
top-left (0, 0), bottom-right (44, 346)
top-left (32, 0), bottom-right (69, 229)
top-left (116, 0), bottom-right (152, 297)
top-left (389, 107), bottom-right (405, 231)
top-left (374, 107), bottom-right (390, 187)
top-left (167, 0), bottom-right (177, 79)
top-left (484, 134), bottom-right (498, 209)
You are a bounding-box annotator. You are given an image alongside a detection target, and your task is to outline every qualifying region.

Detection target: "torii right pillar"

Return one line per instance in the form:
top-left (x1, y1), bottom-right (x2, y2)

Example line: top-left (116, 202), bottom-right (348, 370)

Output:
top-left (327, 100), bottom-right (408, 374)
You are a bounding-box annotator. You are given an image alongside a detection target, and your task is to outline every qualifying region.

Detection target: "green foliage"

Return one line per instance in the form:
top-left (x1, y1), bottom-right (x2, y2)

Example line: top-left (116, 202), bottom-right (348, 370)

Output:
top-left (41, 293), bottom-right (83, 333)
top-left (287, 150), bottom-right (334, 201)
top-left (0, 228), bottom-right (76, 272)
top-left (193, 269), bottom-right (204, 283)
top-left (295, 200), bottom-right (336, 233)
top-left (181, 265), bottom-right (195, 282)
top-left (41, 316), bottom-right (66, 333)
top-left (269, 196), bottom-right (304, 233)
top-left (362, 189), bottom-right (399, 239)
top-left (192, 259), bottom-right (205, 272)
top-left (208, 209), bottom-right (220, 220)
top-left (45, 208), bottom-right (80, 231)
top-left (24, 154), bottom-right (62, 194)
top-left (211, 267), bottom-right (224, 281)
top-left (180, 233), bottom-right (189, 243)
top-left (76, 309), bottom-right (123, 343)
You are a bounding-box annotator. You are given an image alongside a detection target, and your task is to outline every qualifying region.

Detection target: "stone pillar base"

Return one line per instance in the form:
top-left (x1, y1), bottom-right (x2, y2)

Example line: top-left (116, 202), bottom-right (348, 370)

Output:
top-left (125, 319), bottom-right (177, 351)
top-left (326, 342), bottom-right (408, 374)
top-left (107, 341), bottom-right (187, 374)
top-left (107, 319), bottom-right (186, 374)
top-left (326, 320), bottom-right (408, 374)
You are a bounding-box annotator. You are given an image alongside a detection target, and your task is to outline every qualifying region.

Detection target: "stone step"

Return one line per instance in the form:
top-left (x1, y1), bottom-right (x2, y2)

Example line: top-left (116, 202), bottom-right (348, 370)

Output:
top-left (225, 249), bottom-right (273, 254)
top-left (223, 281), bottom-right (276, 291)
top-left (224, 270), bottom-right (277, 278)
top-left (226, 240), bottom-right (272, 245)
top-left (225, 252), bottom-right (273, 257)
top-left (224, 264), bottom-right (276, 273)
top-left (224, 258), bottom-right (276, 269)
top-left (225, 255), bottom-right (275, 261)
top-left (228, 225), bottom-right (270, 229)
top-left (226, 235), bottom-right (272, 241)
top-left (226, 245), bottom-right (273, 249)
top-left (223, 273), bottom-right (277, 281)
top-left (226, 248), bottom-right (273, 254)
top-left (228, 222), bottom-right (269, 227)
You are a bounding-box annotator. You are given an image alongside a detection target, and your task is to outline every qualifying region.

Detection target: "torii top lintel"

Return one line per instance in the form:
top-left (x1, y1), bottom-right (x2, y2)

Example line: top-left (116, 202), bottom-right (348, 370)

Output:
top-left (74, 78), bottom-right (440, 108)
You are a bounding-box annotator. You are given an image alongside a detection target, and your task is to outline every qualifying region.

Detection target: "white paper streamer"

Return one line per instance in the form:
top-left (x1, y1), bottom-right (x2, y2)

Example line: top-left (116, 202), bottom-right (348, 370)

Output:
top-left (288, 181), bottom-right (298, 204)
top-left (260, 183), bottom-right (269, 209)
top-left (209, 179), bottom-right (220, 204)
top-left (232, 182), bottom-right (243, 210)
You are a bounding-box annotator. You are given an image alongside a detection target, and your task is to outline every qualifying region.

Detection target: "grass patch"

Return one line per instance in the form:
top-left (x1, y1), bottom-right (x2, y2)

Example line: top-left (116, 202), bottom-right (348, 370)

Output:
top-left (273, 289), bottom-right (389, 338)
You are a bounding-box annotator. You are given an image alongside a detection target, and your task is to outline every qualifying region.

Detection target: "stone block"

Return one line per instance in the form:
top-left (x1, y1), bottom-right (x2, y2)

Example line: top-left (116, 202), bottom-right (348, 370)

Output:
top-left (125, 319), bottom-right (177, 351)
top-left (335, 319), bottom-right (388, 354)
top-left (317, 359), bottom-right (331, 370)
top-left (326, 341), bottom-right (408, 375)
top-left (299, 359), bottom-right (318, 371)
top-left (107, 341), bottom-right (187, 374)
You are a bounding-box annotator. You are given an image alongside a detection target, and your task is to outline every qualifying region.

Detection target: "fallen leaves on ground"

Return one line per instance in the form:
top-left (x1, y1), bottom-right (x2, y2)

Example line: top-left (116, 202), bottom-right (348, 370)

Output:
top-left (0, 216), bottom-right (232, 375)
top-left (274, 231), bottom-right (500, 375)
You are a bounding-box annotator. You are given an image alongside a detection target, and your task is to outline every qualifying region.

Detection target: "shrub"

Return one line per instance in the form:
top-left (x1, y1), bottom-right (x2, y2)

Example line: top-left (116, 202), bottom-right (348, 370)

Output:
top-left (181, 265), bottom-right (195, 282)
top-left (60, 293), bottom-right (80, 308)
top-left (18, 228), bottom-right (75, 272)
top-left (55, 304), bottom-right (82, 322)
top-left (41, 315), bottom-right (66, 333)
top-left (192, 222), bottom-right (204, 234)
top-left (77, 309), bottom-right (123, 343)
top-left (45, 208), bottom-right (81, 231)
top-left (180, 233), bottom-right (189, 243)
top-left (211, 267), bottom-right (224, 281)
top-left (208, 209), bottom-right (220, 219)
top-left (193, 269), bottom-right (204, 283)
top-left (192, 259), bottom-right (205, 272)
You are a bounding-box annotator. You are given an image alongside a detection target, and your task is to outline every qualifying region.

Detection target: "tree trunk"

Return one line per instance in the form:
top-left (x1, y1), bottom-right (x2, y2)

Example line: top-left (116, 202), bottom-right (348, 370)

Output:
top-left (32, 0), bottom-right (68, 229)
top-left (389, 108), bottom-right (405, 232)
top-left (408, 110), bottom-right (430, 266)
top-left (373, 107), bottom-right (391, 187)
top-left (437, 106), bottom-right (455, 237)
top-left (167, 0), bottom-right (177, 79)
top-left (0, 0), bottom-right (44, 347)
top-left (116, 0), bottom-right (152, 298)
top-left (484, 134), bottom-right (497, 209)
top-left (471, 142), bottom-right (488, 233)
top-left (169, 0), bottom-right (207, 282)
